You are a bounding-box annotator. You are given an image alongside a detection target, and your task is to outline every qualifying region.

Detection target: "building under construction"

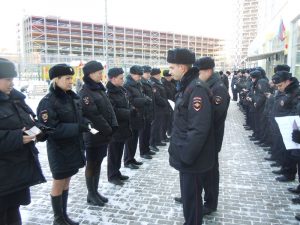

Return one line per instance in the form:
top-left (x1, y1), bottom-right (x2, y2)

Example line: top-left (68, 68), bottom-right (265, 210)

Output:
top-left (21, 15), bottom-right (225, 78)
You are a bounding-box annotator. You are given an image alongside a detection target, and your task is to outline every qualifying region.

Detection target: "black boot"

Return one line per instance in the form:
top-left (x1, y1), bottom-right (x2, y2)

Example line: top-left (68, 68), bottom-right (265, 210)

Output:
top-left (62, 190), bottom-right (79, 225)
top-left (94, 170), bottom-right (108, 203)
top-left (51, 195), bottom-right (70, 225)
top-left (86, 176), bottom-right (105, 206)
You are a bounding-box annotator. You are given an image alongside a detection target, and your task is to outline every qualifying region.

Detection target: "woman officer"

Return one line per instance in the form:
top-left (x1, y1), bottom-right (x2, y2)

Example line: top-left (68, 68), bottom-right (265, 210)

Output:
top-left (0, 58), bottom-right (46, 225)
top-left (37, 64), bottom-right (89, 225)
top-left (79, 61), bottom-right (118, 206)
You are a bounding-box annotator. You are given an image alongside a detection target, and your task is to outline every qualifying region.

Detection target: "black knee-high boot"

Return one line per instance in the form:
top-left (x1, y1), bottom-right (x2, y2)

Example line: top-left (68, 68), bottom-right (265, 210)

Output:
top-left (62, 190), bottom-right (79, 225)
top-left (94, 169), bottom-right (108, 203)
top-left (51, 195), bottom-right (69, 225)
top-left (86, 175), bottom-right (105, 206)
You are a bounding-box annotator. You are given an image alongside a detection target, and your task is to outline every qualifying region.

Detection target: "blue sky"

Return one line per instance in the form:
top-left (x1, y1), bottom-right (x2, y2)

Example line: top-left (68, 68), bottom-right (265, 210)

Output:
top-left (0, 0), bottom-right (235, 52)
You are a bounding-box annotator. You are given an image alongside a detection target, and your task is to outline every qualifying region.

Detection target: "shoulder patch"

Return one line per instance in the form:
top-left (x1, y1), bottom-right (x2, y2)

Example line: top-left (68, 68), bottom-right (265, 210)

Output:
top-left (214, 96), bottom-right (222, 105)
top-left (40, 110), bottom-right (48, 123)
top-left (193, 96), bottom-right (202, 111)
top-left (83, 96), bottom-right (90, 105)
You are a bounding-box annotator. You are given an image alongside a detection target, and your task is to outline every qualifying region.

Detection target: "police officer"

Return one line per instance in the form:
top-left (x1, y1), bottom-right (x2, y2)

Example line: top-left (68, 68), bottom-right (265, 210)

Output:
top-left (79, 61), bottom-right (118, 206)
top-left (139, 65), bottom-right (157, 156)
top-left (231, 71), bottom-right (239, 101)
top-left (168, 48), bottom-right (215, 225)
top-left (106, 68), bottom-right (131, 185)
top-left (37, 64), bottom-right (87, 225)
top-left (271, 71), bottom-right (299, 182)
top-left (0, 58), bottom-right (46, 225)
top-left (161, 70), bottom-right (177, 138)
top-left (194, 57), bottom-right (230, 215)
top-left (149, 68), bottom-right (169, 148)
top-left (124, 65), bottom-right (151, 169)
top-left (219, 71), bottom-right (229, 90)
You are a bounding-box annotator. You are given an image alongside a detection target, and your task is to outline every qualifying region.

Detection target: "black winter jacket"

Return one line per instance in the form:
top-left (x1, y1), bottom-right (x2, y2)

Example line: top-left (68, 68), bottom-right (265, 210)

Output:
top-left (37, 84), bottom-right (86, 175)
top-left (206, 72), bottom-right (230, 153)
top-left (150, 77), bottom-right (168, 115)
top-left (124, 75), bottom-right (149, 129)
top-left (106, 81), bottom-right (132, 142)
top-left (0, 89), bottom-right (45, 197)
top-left (169, 68), bottom-right (215, 173)
top-left (79, 77), bottom-right (118, 146)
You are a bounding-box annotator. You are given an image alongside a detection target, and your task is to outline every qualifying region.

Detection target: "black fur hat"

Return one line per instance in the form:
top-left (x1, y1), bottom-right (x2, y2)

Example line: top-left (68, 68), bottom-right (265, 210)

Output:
top-left (194, 57), bottom-right (215, 70)
top-left (0, 58), bottom-right (17, 79)
top-left (167, 48), bottom-right (195, 65)
top-left (108, 67), bottom-right (124, 79)
top-left (150, 68), bottom-right (161, 76)
top-left (130, 65), bottom-right (143, 75)
top-left (142, 65), bottom-right (152, 73)
top-left (272, 71), bottom-right (292, 84)
top-left (83, 61), bottom-right (104, 77)
top-left (274, 64), bottom-right (290, 73)
top-left (249, 70), bottom-right (261, 79)
top-left (49, 64), bottom-right (74, 80)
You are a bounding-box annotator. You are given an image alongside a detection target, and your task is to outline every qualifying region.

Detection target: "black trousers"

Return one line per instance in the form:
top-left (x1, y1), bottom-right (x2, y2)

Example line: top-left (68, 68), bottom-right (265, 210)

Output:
top-left (139, 121), bottom-right (151, 155)
top-left (232, 89), bottom-right (238, 101)
top-left (107, 141), bottom-right (125, 180)
top-left (203, 155), bottom-right (219, 210)
top-left (150, 113), bottom-right (163, 146)
top-left (180, 172), bottom-right (205, 225)
top-left (124, 129), bottom-right (139, 165)
top-left (0, 206), bottom-right (21, 225)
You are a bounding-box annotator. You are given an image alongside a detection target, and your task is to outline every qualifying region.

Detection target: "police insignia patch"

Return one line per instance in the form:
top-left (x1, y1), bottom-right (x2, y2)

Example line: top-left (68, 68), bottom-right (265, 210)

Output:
top-left (193, 97), bottom-right (202, 111)
top-left (153, 88), bottom-right (157, 93)
top-left (280, 100), bottom-right (284, 106)
top-left (83, 96), bottom-right (89, 105)
top-left (215, 96), bottom-right (222, 105)
top-left (41, 110), bottom-right (48, 123)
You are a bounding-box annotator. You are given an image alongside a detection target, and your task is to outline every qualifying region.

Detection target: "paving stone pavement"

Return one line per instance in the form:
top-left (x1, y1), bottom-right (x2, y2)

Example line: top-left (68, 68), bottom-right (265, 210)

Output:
top-left (20, 100), bottom-right (300, 225)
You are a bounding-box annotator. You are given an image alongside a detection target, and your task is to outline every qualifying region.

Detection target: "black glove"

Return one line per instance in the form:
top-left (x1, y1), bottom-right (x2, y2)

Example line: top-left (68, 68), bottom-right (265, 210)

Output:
top-left (292, 130), bottom-right (300, 144)
top-left (36, 132), bottom-right (48, 142)
top-left (145, 96), bottom-right (152, 105)
top-left (79, 123), bottom-right (90, 133)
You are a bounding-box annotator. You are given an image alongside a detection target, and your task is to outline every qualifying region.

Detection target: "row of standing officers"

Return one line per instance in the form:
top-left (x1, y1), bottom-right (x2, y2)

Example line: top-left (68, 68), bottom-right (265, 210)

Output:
top-left (0, 47), bottom-right (230, 225)
top-left (235, 65), bottom-right (300, 222)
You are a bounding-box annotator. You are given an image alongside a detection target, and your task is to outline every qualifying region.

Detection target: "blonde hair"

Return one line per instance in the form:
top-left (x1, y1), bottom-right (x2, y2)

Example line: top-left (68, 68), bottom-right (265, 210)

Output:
top-left (52, 77), bottom-right (59, 89)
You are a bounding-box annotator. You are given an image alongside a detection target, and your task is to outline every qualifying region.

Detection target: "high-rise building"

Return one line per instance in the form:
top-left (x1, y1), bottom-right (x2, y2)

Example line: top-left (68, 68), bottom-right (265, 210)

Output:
top-left (21, 15), bottom-right (225, 71)
top-left (233, 0), bottom-right (259, 69)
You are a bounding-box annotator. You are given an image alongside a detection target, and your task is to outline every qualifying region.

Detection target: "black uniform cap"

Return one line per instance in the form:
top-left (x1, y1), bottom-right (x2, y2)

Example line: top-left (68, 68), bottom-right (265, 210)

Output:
top-left (0, 58), bottom-right (17, 79)
top-left (142, 65), bottom-right (152, 73)
top-left (150, 68), bottom-right (161, 76)
top-left (108, 67), bottom-right (124, 79)
top-left (167, 48), bottom-right (195, 65)
top-left (49, 64), bottom-right (74, 80)
top-left (193, 57), bottom-right (215, 70)
top-left (130, 65), bottom-right (143, 75)
top-left (272, 71), bottom-right (292, 84)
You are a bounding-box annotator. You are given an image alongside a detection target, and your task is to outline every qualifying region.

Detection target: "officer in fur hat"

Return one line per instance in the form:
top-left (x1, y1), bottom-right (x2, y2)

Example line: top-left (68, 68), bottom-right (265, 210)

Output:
top-left (37, 63), bottom-right (87, 225)
top-left (0, 58), bottom-right (46, 225)
top-left (167, 48), bottom-right (215, 225)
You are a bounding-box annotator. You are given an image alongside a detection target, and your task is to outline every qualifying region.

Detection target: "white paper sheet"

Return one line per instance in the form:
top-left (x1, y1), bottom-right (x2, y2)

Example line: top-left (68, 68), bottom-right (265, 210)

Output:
top-left (275, 116), bottom-right (300, 150)
top-left (168, 100), bottom-right (175, 111)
